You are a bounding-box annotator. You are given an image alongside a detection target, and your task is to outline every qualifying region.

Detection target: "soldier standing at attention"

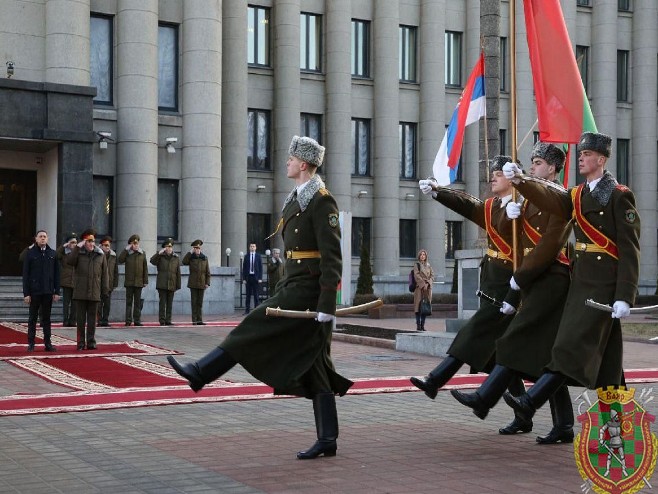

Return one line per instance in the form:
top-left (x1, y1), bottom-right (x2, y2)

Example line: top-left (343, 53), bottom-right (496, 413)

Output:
top-left (56, 232), bottom-right (77, 326)
top-left (150, 238), bottom-right (181, 326)
top-left (267, 248), bottom-right (285, 297)
top-left (501, 132), bottom-right (640, 423)
top-left (98, 236), bottom-right (119, 327)
top-left (182, 239), bottom-right (211, 325)
top-left (118, 234), bottom-right (149, 326)
top-left (168, 136), bottom-right (352, 460)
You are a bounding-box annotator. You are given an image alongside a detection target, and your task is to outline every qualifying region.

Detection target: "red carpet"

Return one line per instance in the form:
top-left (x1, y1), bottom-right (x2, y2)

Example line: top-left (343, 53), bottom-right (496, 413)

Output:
top-left (0, 341), bottom-right (180, 360)
top-left (0, 368), bottom-right (656, 416)
top-left (50, 321), bottom-right (239, 328)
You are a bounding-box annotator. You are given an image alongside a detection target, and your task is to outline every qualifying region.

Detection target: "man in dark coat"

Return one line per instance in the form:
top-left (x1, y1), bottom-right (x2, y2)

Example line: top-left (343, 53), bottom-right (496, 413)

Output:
top-left (168, 136), bottom-right (352, 459)
top-left (501, 132), bottom-right (640, 423)
top-left (22, 230), bottom-right (60, 352)
top-left (150, 238), bottom-right (181, 326)
top-left (98, 236), bottom-right (119, 327)
top-left (451, 143), bottom-right (575, 444)
top-left (266, 248), bottom-right (284, 297)
top-left (242, 242), bottom-right (262, 314)
top-left (182, 239), bottom-right (211, 325)
top-left (411, 156), bottom-right (528, 434)
top-left (117, 234), bottom-right (149, 326)
top-left (56, 232), bottom-right (77, 326)
top-left (68, 229), bottom-right (109, 350)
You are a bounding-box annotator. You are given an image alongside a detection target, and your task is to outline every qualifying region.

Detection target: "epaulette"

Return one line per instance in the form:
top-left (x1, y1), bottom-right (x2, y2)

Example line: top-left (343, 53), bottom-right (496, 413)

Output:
top-left (318, 188), bottom-right (330, 196)
top-left (615, 184), bottom-right (630, 192)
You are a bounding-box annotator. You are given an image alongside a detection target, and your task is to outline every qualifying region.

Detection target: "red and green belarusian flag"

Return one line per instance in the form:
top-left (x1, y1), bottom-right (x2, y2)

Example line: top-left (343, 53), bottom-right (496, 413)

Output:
top-left (523, 0), bottom-right (597, 185)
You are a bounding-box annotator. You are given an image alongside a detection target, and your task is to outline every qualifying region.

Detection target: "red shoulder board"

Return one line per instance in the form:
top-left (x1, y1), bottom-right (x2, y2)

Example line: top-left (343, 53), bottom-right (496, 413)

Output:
top-left (615, 184), bottom-right (630, 192)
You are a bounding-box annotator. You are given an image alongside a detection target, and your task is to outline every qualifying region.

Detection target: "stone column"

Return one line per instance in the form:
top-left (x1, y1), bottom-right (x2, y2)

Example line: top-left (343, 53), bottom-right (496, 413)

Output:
top-left (273, 0), bottom-right (301, 214)
top-left (418, 0), bottom-right (445, 276)
top-left (324, 0), bottom-right (352, 212)
top-left (45, 0), bottom-right (90, 86)
top-left (181, 0), bottom-right (222, 265)
top-left (221, 0), bottom-right (248, 269)
top-left (115, 1), bottom-right (159, 253)
top-left (632, 0), bottom-right (658, 285)
top-left (372, 1), bottom-right (400, 275)
top-left (591, 0), bottom-right (617, 172)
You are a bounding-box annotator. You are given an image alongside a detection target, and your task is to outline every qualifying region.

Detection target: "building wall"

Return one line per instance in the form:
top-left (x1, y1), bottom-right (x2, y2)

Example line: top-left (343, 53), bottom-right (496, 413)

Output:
top-left (0, 0), bottom-right (656, 297)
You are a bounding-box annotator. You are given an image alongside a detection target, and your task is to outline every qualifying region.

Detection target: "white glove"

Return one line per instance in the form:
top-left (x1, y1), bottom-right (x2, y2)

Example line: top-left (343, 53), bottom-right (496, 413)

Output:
top-left (419, 179), bottom-right (438, 196)
top-left (159, 249), bottom-right (165, 255)
top-left (510, 276), bottom-right (520, 291)
top-left (125, 245), bottom-right (132, 251)
top-left (611, 300), bottom-right (631, 319)
top-left (190, 248), bottom-right (195, 254)
top-left (502, 162), bottom-right (522, 180)
top-left (506, 201), bottom-right (522, 220)
top-left (77, 240), bottom-right (85, 249)
top-left (500, 302), bottom-right (516, 315)
top-left (316, 312), bottom-right (335, 323)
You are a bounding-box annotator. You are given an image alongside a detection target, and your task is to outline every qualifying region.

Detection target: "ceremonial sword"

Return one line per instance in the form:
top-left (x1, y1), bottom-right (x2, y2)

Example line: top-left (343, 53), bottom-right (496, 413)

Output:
top-left (476, 290), bottom-right (503, 309)
top-left (265, 299), bottom-right (383, 319)
top-left (585, 299), bottom-right (658, 314)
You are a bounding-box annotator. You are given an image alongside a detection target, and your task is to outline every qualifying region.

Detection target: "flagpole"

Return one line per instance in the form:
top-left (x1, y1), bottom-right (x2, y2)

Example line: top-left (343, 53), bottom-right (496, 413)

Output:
top-left (481, 37), bottom-right (489, 183)
top-left (509, 0), bottom-right (519, 271)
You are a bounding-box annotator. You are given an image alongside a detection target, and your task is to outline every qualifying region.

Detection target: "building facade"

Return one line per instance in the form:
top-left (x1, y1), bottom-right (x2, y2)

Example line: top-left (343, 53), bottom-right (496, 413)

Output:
top-left (0, 0), bottom-right (656, 296)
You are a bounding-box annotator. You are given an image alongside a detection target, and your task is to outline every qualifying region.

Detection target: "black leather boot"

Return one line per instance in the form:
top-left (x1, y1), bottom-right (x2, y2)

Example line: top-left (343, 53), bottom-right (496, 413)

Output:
top-left (167, 347), bottom-right (236, 392)
top-left (410, 356), bottom-right (463, 399)
top-left (451, 365), bottom-right (515, 420)
top-left (503, 371), bottom-right (566, 423)
top-left (297, 392), bottom-right (338, 460)
top-left (536, 385), bottom-right (574, 444)
top-left (499, 374), bottom-right (533, 434)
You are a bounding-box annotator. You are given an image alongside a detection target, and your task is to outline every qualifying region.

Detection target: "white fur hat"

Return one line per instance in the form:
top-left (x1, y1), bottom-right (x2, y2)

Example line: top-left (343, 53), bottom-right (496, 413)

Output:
top-left (288, 135), bottom-right (325, 167)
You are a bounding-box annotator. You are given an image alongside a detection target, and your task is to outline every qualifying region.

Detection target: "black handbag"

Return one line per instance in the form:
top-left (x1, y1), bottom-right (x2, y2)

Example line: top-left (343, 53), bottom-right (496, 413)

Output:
top-left (419, 297), bottom-right (432, 316)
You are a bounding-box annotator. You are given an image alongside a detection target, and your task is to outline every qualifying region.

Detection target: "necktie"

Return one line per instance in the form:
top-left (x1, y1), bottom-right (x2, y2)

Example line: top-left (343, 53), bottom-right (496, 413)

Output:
top-left (250, 254), bottom-right (254, 274)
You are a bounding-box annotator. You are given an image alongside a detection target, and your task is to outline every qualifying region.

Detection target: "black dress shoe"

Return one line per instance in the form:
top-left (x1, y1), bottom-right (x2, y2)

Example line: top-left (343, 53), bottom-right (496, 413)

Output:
top-left (410, 376), bottom-right (439, 400)
top-left (125, 322), bottom-right (132, 326)
top-left (77, 344), bottom-right (85, 351)
top-left (87, 344), bottom-right (96, 350)
top-left (536, 428), bottom-right (574, 444)
top-left (499, 416), bottom-right (533, 435)
top-left (297, 440), bottom-right (337, 460)
top-left (134, 322), bottom-right (143, 326)
top-left (27, 344), bottom-right (35, 352)
top-left (44, 344), bottom-right (57, 352)
top-left (197, 322), bottom-right (206, 325)
top-left (450, 390), bottom-right (489, 420)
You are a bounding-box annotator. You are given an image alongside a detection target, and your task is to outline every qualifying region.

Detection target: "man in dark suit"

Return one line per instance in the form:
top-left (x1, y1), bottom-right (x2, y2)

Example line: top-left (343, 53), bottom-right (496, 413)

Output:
top-left (242, 242), bottom-right (262, 314)
top-left (22, 230), bottom-right (60, 352)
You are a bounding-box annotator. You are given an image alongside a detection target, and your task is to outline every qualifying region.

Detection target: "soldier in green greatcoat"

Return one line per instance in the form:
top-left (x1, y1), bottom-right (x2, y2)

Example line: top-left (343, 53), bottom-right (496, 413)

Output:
top-left (150, 238), bottom-right (181, 326)
top-left (168, 136), bottom-right (352, 460)
top-left (117, 234), bottom-right (149, 326)
top-left (266, 248), bottom-right (284, 296)
top-left (182, 239), bottom-right (210, 325)
top-left (501, 132), bottom-right (640, 424)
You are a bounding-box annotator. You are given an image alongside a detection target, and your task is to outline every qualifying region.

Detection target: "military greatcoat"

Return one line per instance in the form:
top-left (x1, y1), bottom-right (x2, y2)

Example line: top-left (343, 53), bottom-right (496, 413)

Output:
top-left (433, 188), bottom-right (520, 372)
top-left (514, 171), bottom-right (640, 388)
top-left (220, 176), bottom-right (353, 398)
top-left (495, 186), bottom-right (572, 380)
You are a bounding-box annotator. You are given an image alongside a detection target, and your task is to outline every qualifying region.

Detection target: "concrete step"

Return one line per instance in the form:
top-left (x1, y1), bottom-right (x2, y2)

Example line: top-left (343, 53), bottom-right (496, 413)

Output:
top-left (395, 332), bottom-right (456, 357)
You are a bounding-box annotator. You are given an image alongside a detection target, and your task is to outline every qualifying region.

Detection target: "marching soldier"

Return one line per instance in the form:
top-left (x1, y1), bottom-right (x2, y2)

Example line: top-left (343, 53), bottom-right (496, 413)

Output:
top-left (501, 132), bottom-right (640, 423)
top-left (451, 143), bottom-right (575, 443)
top-left (182, 239), bottom-right (211, 325)
top-left (412, 156), bottom-right (528, 434)
top-left (167, 136), bottom-right (352, 459)
top-left (150, 238), bottom-right (181, 326)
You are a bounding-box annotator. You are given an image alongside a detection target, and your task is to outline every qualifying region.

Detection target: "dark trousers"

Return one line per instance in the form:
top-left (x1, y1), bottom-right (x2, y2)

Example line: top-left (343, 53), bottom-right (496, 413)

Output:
top-left (76, 300), bottom-right (98, 347)
top-left (125, 286), bottom-right (143, 324)
top-left (158, 289), bottom-right (175, 324)
top-left (62, 286), bottom-right (76, 325)
top-left (28, 294), bottom-right (53, 346)
top-left (245, 275), bottom-right (259, 310)
top-left (98, 291), bottom-right (113, 325)
top-left (190, 288), bottom-right (205, 323)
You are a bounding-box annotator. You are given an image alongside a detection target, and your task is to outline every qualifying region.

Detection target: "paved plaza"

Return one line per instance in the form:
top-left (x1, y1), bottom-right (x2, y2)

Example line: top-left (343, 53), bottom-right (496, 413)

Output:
top-left (0, 313), bottom-right (655, 493)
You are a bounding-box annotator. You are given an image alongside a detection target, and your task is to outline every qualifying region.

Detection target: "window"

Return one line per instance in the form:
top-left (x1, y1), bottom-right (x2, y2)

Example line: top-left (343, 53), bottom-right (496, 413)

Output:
top-left (618, 0), bottom-right (631, 11)
top-left (399, 25), bottom-right (417, 82)
top-left (576, 45), bottom-right (589, 93)
top-left (616, 139), bottom-right (630, 185)
top-left (445, 31), bottom-right (462, 86)
top-left (351, 118), bottom-right (370, 176)
top-left (617, 50), bottom-right (629, 102)
top-left (499, 129), bottom-right (507, 155)
top-left (399, 220), bottom-right (417, 259)
top-left (158, 24), bottom-right (178, 111)
top-left (93, 176), bottom-right (113, 238)
top-left (351, 217), bottom-right (371, 258)
top-left (157, 180), bottom-right (179, 240)
top-left (577, 0), bottom-right (591, 6)
top-left (500, 37), bottom-right (508, 92)
top-left (248, 5), bottom-right (270, 66)
top-left (351, 19), bottom-right (370, 77)
top-left (246, 213), bottom-right (272, 254)
top-left (445, 221), bottom-right (463, 259)
top-left (300, 13), bottom-right (321, 72)
top-left (300, 113), bottom-right (322, 143)
top-left (533, 131), bottom-right (540, 144)
top-left (90, 14), bottom-right (113, 105)
top-left (247, 109), bottom-right (271, 170)
top-left (399, 122), bottom-right (417, 179)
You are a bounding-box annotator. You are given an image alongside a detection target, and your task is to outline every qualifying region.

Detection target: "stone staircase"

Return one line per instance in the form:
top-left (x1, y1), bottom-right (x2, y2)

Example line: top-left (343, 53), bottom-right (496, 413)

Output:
top-left (0, 277), bottom-right (63, 323)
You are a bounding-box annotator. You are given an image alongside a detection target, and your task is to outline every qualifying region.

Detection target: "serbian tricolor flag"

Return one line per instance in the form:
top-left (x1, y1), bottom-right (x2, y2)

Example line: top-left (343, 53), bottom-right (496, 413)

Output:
top-left (523, 0), bottom-right (597, 145)
top-left (432, 53), bottom-right (486, 186)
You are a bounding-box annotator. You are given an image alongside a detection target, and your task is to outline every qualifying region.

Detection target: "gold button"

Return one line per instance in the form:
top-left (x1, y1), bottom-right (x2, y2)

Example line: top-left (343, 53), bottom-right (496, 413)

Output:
top-left (294, 229), bottom-right (298, 233)
top-left (297, 259), bottom-right (301, 264)
top-left (597, 256), bottom-right (601, 260)
top-left (538, 211), bottom-right (542, 216)
top-left (296, 213), bottom-right (300, 217)
top-left (599, 211), bottom-right (604, 215)
top-left (536, 226), bottom-right (540, 230)
top-left (576, 254), bottom-right (580, 258)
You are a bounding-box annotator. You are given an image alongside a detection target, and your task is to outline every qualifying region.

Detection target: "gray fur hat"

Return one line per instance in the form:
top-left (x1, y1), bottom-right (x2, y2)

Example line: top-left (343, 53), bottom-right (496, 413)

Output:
top-left (288, 135), bottom-right (325, 167)
top-left (490, 155), bottom-right (513, 174)
top-left (578, 131), bottom-right (611, 158)
top-left (531, 142), bottom-right (566, 173)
